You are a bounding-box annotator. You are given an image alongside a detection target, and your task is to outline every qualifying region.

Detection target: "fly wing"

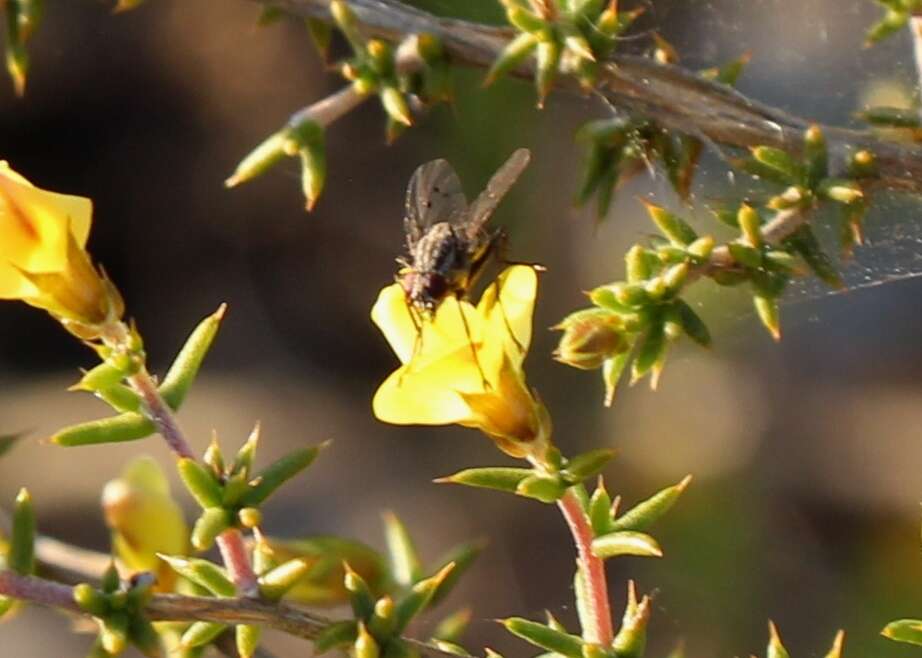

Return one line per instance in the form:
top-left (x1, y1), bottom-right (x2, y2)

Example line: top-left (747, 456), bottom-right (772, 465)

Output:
top-left (463, 148), bottom-right (531, 240)
top-left (404, 158), bottom-right (468, 252)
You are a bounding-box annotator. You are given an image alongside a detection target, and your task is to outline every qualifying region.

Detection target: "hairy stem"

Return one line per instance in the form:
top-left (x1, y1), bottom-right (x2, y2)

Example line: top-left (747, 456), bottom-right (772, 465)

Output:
top-left (127, 366), bottom-right (196, 459)
top-left (557, 489), bottom-right (613, 645)
top-left (0, 571), bottom-right (81, 613)
top-left (217, 529), bottom-right (260, 597)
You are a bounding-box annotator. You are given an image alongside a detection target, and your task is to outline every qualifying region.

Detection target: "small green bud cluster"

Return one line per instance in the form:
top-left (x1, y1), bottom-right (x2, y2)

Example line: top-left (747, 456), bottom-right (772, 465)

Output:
top-left (72, 567), bottom-right (160, 657)
top-left (226, 2), bottom-right (453, 210)
top-left (556, 201), bottom-right (713, 404)
top-left (157, 540), bottom-right (310, 656)
top-left (487, 0), bottom-right (643, 105)
top-left (176, 427), bottom-right (326, 551)
top-left (314, 512), bottom-right (481, 658)
top-left (865, 0), bottom-right (922, 46)
top-left (575, 51), bottom-right (749, 220)
top-left (563, 126), bottom-right (880, 404)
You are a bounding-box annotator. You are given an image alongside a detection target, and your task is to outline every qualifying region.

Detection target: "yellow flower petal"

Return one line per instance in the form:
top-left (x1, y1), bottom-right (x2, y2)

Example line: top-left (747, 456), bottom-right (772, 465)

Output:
top-left (372, 364), bottom-right (473, 425)
top-left (371, 283), bottom-right (486, 368)
top-left (479, 265), bottom-right (537, 360)
top-left (0, 163), bottom-right (92, 299)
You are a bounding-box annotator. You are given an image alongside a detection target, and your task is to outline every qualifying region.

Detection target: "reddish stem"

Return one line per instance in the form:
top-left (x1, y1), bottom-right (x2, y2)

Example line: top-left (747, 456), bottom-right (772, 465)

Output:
top-left (217, 529), bottom-right (259, 597)
top-left (0, 571), bottom-right (81, 613)
top-left (557, 489), bottom-right (613, 645)
top-left (127, 368), bottom-right (196, 460)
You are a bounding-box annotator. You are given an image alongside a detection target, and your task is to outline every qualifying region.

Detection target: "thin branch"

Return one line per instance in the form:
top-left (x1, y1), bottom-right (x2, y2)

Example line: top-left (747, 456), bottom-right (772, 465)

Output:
top-left (703, 206), bottom-right (808, 276)
top-left (0, 571), bottom-right (82, 613)
top-left (258, 0), bottom-right (922, 195)
top-left (557, 489), bottom-right (613, 645)
top-left (126, 367), bottom-right (196, 460)
top-left (217, 529), bottom-right (261, 597)
top-left (1, 540), bottom-right (462, 658)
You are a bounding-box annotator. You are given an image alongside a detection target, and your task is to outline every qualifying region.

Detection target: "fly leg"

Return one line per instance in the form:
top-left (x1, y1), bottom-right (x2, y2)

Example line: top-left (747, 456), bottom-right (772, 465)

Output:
top-left (456, 299), bottom-right (491, 390)
top-left (398, 304), bottom-right (425, 387)
top-left (493, 229), bottom-right (545, 353)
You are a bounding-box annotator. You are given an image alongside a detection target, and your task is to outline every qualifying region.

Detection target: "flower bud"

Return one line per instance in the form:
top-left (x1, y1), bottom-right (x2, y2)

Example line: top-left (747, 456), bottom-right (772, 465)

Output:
top-left (101, 457), bottom-right (189, 591)
top-left (555, 311), bottom-right (625, 370)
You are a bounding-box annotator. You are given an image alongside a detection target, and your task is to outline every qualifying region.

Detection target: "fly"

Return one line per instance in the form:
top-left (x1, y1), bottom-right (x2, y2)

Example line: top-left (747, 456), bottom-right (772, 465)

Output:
top-left (397, 148), bottom-right (533, 383)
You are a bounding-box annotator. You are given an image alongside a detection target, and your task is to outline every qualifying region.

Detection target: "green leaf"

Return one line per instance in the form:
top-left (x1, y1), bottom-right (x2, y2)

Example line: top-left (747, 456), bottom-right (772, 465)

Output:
top-left (258, 558), bottom-right (311, 601)
top-left (803, 125), bottom-right (828, 188)
top-left (858, 105), bottom-right (920, 128)
top-left (603, 350), bottom-right (631, 407)
top-left (562, 449), bottom-right (616, 483)
top-left (609, 475), bottom-right (692, 532)
top-left (368, 596), bottom-right (397, 642)
top-left (314, 620), bottom-right (358, 654)
top-left (0, 432), bottom-right (24, 458)
top-left (485, 32), bottom-right (538, 86)
top-left (190, 508), bottom-right (232, 552)
top-left (9, 489), bottom-right (35, 575)
top-left (750, 146), bottom-right (801, 185)
top-left (177, 458), bottom-right (223, 509)
top-left (882, 619), bottom-right (922, 646)
top-left (767, 622), bottom-right (791, 658)
top-left (159, 305), bottom-right (226, 410)
top-left (393, 564), bottom-right (454, 634)
top-left (630, 321), bottom-right (666, 384)
top-left (181, 620), bottom-right (227, 649)
top-left (672, 300), bottom-right (710, 347)
top-left (865, 8), bottom-right (910, 45)
top-left (75, 362), bottom-right (129, 393)
top-left (383, 511), bottom-right (423, 588)
top-left (591, 531), bottom-right (662, 559)
top-left (429, 540), bottom-right (486, 607)
top-left (72, 583), bottom-right (109, 617)
top-left (501, 618), bottom-right (583, 658)
top-left (355, 622), bottom-right (381, 658)
top-left (432, 608), bottom-right (472, 644)
top-left (52, 413), bottom-right (154, 446)
top-left (727, 242), bottom-right (763, 269)
top-left (588, 480), bottom-right (613, 535)
top-left (158, 555), bottom-right (235, 597)
top-left (516, 474), bottom-right (568, 503)
top-left (641, 202), bottom-right (698, 246)
top-left (241, 442), bottom-right (326, 506)
top-left (236, 624), bottom-right (262, 658)
top-left (435, 467), bottom-right (533, 494)
top-left (344, 562), bottom-right (376, 620)
top-left (784, 226), bottom-right (844, 289)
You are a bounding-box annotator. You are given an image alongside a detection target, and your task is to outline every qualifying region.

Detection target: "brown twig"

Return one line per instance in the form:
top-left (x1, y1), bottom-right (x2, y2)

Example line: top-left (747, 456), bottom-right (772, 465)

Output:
top-left (256, 0), bottom-right (922, 194)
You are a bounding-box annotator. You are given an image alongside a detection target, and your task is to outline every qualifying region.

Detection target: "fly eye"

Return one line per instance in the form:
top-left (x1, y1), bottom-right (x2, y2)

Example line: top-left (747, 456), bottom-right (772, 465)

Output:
top-left (426, 275), bottom-right (447, 299)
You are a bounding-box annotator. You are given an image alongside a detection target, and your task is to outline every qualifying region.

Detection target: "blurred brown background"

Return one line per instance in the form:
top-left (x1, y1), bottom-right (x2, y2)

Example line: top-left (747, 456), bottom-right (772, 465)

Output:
top-left (1, 1), bottom-right (922, 656)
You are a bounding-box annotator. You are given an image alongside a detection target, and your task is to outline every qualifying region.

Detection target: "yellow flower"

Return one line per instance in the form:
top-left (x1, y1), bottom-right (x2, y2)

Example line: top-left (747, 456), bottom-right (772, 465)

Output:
top-left (372, 265), bottom-right (552, 460)
top-left (101, 457), bottom-right (189, 592)
top-left (0, 162), bottom-right (121, 333)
